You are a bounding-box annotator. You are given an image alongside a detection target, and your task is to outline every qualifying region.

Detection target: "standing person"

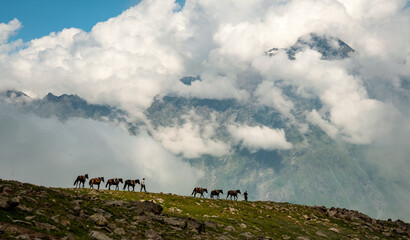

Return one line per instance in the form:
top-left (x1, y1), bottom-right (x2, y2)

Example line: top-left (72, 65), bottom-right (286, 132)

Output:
top-left (140, 178), bottom-right (147, 193)
top-left (244, 191), bottom-right (248, 201)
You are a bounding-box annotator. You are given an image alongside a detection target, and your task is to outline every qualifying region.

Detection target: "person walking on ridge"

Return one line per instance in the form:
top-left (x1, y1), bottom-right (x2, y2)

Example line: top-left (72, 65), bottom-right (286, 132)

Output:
top-left (244, 190), bottom-right (248, 202)
top-left (140, 178), bottom-right (147, 193)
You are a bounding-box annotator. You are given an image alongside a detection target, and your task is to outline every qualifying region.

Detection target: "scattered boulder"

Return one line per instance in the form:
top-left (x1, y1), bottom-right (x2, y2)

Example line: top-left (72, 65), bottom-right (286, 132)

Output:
top-left (224, 225), bottom-right (235, 232)
top-left (145, 229), bottom-right (162, 240)
top-left (90, 214), bottom-right (108, 226)
top-left (240, 232), bottom-right (254, 239)
top-left (89, 231), bottom-right (113, 240)
top-left (164, 217), bottom-right (187, 229)
top-left (0, 197), bottom-right (19, 210)
top-left (128, 201), bottom-right (163, 215)
top-left (204, 220), bottom-right (217, 229)
top-left (186, 218), bottom-right (205, 233)
top-left (104, 200), bottom-right (126, 207)
top-left (238, 223), bottom-right (247, 229)
top-left (113, 227), bottom-right (126, 235)
top-left (315, 231), bottom-right (327, 237)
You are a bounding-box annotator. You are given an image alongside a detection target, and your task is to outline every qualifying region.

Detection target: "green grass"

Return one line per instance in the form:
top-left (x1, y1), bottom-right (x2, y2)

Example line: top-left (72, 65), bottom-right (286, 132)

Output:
top-left (0, 180), bottom-right (405, 239)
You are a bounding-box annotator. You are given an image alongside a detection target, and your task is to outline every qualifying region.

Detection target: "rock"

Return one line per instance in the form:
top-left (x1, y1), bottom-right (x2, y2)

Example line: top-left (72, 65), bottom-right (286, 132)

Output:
top-left (164, 217), bottom-right (187, 229)
top-left (204, 220), bottom-right (217, 229)
top-left (296, 237), bottom-right (310, 240)
top-left (17, 205), bottom-right (33, 212)
top-left (89, 231), bottom-right (113, 240)
top-left (35, 222), bottom-right (57, 231)
top-left (240, 232), bottom-right (254, 239)
top-left (186, 218), bottom-right (205, 233)
top-left (114, 227), bottom-right (126, 235)
top-left (0, 197), bottom-right (19, 210)
top-left (61, 219), bottom-right (71, 227)
top-left (25, 216), bottom-right (35, 221)
top-left (16, 234), bottom-right (30, 239)
top-left (90, 213), bottom-right (109, 226)
top-left (145, 229), bottom-right (162, 240)
top-left (104, 200), bottom-right (126, 207)
top-left (224, 225), bottom-right (235, 231)
top-left (169, 207), bottom-right (182, 213)
top-left (128, 201), bottom-right (163, 215)
top-left (238, 223), bottom-right (247, 228)
top-left (51, 215), bottom-right (60, 223)
top-left (282, 235), bottom-right (291, 240)
top-left (315, 231), bottom-right (327, 237)
top-left (12, 219), bottom-right (32, 225)
top-left (329, 227), bottom-right (340, 233)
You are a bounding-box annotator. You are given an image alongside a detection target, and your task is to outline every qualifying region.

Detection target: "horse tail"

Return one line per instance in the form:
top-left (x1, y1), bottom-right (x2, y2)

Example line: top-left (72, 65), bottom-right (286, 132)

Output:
top-left (191, 188), bottom-right (195, 195)
top-left (105, 181), bottom-right (109, 188)
top-left (123, 183), bottom-right (127, 190)
top-left (74, 178), bottom-right (78, 186)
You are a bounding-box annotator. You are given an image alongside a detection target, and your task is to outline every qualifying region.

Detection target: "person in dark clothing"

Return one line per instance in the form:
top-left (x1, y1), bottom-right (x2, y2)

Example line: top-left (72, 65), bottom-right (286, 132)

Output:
top-left (140, 178), bottom-right (147, 193)
top-left (244, 191), bottom-right (248, 201)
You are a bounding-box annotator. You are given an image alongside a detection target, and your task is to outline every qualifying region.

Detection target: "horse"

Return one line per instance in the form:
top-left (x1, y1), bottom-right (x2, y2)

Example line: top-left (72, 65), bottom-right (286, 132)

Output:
top-left (226, 190), bottom-right (241, 201)
top-left (191, 187), bottom-right (208, 198)
top-left (123, 179), bottom-right (140, 191)
top-left (89, 177), bottom-right (104, 189)
top-left (210, 189), bottom-right (224, 199)
top-left (105, 178), bottom-right (123, 190)
top-left (73, 174), bottom-right (88, 188)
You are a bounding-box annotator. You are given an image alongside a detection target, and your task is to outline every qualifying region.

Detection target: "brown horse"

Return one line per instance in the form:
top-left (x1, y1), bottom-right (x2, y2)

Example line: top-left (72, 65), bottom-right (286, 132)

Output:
top-left (89, 177), bottom-right (104, 189)
top-left (191, 187), bottom-right (208, 198)
top-left (226, 190), bottom-right (241, 201)
top-left (73, 174), bottom-right (88, 188)
top-left (106, 178), bottom-right (123, 190)
top-left (123, 179), bottom-right (140, 191)
top-left (210, 189), bottom-right (224, 199)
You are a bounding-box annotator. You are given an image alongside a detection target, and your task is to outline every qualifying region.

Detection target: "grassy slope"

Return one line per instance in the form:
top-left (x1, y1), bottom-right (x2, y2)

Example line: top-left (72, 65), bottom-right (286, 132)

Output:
top-left (0, 179), bottom-right (407, 239)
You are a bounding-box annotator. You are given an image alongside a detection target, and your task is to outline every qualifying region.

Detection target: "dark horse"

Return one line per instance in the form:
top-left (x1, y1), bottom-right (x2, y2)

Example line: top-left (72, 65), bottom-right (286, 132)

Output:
top-left (106, 178), bottom-right (123, 190)
top-left (210, 189), bottom-right (224, 199)
top-left (123, 179), bottom-right (140, 191)
top-left (89, 177), bottom-right (104, 189)
top-left (226, 190), bottom-right (241, 201)
top-left (73, 174), bottom-right (88, 188)
top-left (191, 187), bottom-right (208, 198)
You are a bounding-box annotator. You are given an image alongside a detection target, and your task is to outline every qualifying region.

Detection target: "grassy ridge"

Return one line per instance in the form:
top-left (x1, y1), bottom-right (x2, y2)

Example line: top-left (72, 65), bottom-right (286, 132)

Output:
top-left (0, 179), bottom-right (409, 239)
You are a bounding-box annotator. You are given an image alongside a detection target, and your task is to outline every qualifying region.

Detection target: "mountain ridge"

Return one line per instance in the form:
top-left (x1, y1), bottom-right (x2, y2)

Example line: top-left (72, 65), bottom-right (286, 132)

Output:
top-left (1, 179), bottom-right (409, 239)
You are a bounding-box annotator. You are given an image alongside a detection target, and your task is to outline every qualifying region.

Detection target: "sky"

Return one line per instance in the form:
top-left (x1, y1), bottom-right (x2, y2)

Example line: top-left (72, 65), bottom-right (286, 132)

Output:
top-left (0, 0), bottom-right (410, 218)
top-left (0, 0), bottom-right (185, 42)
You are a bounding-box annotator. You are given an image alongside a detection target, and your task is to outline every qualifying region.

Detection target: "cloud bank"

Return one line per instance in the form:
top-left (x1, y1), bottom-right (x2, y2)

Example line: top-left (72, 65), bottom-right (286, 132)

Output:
top-left (0, 103), bottom-right (201, 194)
top-left (229, 125), bottom-right (292, 152)
top-left (0, 0), bottom-right (408, 144)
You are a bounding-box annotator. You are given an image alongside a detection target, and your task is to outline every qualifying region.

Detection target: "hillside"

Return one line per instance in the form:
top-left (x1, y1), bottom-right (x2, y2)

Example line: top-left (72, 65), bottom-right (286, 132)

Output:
top-left (0, 179), bottom-right (409, 240)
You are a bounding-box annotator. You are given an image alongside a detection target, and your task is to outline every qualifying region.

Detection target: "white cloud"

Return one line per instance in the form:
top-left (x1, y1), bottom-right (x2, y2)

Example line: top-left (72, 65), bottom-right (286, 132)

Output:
top-left (0, 18), bottom-right (21, 44)
top-left (306, 109), bottom-right (339, 138)
top-left (151, 112), bottom-right (230, 158)
top-left (255, 81), bottom-right (295, 119)
top-left (228, 124), bottom-right (292, 152)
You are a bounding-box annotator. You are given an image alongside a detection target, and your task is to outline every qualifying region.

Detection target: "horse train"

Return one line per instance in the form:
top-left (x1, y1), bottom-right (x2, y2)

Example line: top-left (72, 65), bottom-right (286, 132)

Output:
top-left (74, 174), bottom-right (245, 200)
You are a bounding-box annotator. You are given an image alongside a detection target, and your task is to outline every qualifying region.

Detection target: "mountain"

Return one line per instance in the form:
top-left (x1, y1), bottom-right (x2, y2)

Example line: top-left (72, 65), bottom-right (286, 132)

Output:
top-left (265, 33), bottom-right (355, 60)
top-left (1, 179), bottom-right (409, 239)
top-left (1, 34), bottom-right (409, 222)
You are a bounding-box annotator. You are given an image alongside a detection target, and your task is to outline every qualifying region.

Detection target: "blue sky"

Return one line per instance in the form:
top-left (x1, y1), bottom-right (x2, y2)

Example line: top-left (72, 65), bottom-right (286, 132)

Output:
top-left (0, 0), bottom-right (185, 42)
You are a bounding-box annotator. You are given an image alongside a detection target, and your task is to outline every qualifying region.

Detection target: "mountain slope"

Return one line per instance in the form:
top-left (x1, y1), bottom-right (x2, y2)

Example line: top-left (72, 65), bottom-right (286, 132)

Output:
top-left (1, 179), bottom-right (409, 240)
